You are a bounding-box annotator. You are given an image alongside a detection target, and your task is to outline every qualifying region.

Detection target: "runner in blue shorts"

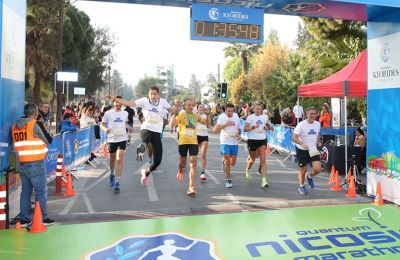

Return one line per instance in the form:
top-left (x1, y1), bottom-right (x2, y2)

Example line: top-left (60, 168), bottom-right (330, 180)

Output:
top-left (214, 103), bottom-right (241, 188)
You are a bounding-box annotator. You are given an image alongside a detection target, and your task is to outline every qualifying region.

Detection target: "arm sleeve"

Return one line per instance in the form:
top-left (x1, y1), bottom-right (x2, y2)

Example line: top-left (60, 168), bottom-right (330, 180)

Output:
top-left (135, 98), bottom-right (145, 108)
top-left (162, 99), bottom-right (171, 110)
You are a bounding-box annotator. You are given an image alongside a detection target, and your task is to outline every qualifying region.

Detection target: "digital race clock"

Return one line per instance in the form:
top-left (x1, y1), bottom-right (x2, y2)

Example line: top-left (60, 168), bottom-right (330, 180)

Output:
top-left (191, 4), bottom-right (264, 44)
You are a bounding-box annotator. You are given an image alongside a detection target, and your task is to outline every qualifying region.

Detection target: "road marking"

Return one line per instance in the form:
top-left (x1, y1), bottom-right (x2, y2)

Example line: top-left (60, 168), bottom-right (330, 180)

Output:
top-left (135, 163), bottom-right (159, 202)
top-left (81, 192), bottom-right (95, 214)
top-left (59, 195), bottom-right (79, 215)
top-left (276, 159), bottom-right (286, 168)
top-left (226, 192), bottom-right (248, 212)
top-left (206, 171), bottom-right (220, 184)
top-left (83, 169), bottom-right (109, 192)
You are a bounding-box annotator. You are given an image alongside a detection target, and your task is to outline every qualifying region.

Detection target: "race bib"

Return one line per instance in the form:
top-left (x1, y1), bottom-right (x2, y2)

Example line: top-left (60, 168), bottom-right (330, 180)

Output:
top-left (184, 128), bottom-right (195, 137)
top-left (147, 112), bottom-right (161, 124)
top-left (227, 129), bottom-right (237, 138)
top-left (255, 126), bottom-right (263, 133)
top-left (111, 128), bottom-right (125, 137)
top-left (309, 149), bottom-right (320, 157)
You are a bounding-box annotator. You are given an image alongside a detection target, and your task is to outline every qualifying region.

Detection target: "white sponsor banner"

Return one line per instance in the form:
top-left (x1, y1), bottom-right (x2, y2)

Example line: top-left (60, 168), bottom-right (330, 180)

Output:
top-left (74, 87), bottom-right (85, 95)
top-left (368, 31), bottom-right (400, 90)
top-left (1, 0), bottom-right (26, 81)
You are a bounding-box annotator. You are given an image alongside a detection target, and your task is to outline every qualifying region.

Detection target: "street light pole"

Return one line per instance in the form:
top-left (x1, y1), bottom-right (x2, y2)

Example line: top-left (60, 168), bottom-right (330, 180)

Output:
top-left (108, 66), bottom-right (111, 95)
top-left (56, 0), bottom-right (65, 133)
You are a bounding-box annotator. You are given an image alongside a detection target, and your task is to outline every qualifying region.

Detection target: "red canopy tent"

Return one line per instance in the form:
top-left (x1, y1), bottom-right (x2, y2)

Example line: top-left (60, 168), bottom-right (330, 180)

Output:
top-left (298, 50), bottom-right (367, 98)
top-left (298, 50), bottom-right (367, 177)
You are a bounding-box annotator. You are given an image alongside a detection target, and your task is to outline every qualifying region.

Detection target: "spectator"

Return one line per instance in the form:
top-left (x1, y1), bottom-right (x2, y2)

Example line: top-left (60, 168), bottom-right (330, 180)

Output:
top-left (319, 104), bottom-right (331, 128)
top-left (354, 128), bottom-right (366, 149)
top-left (282, 107), bottom-right (296, 127)
top-left (37, 102), bottom-right (51, 131)
top-left (64, 106), bottom-right (77, 125)
top-left (60, 113), bottom-right (78, 133)
top-left (293, 101), bottom-right (304, 124)
top-left (11, 103), bottom-right (54, 226)
top-left (270, 108), bottom-right (281, 125)
top-left (80, 107), bottom-right (95, 129)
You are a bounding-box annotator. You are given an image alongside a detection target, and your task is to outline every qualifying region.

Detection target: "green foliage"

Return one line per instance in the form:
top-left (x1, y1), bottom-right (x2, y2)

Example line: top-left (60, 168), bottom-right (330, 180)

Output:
top-left (224, 43), bottom-right (261, 74)
top-left (382, 152), bottom-right (397, 170)
top-left (223, 57), bottom-right (242, 85)
top-left (135, 77), bottom-right (164, 98)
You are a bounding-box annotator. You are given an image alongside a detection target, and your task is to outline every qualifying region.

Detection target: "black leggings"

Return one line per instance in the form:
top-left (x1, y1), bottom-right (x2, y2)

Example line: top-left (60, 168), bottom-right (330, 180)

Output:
top-left (140, 129), bottom-right (162, 172)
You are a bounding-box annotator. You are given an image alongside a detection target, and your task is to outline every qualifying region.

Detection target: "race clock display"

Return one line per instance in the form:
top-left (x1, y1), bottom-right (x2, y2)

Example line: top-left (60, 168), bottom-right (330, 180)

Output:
top-left (191, 4), bottom-right (264, 44)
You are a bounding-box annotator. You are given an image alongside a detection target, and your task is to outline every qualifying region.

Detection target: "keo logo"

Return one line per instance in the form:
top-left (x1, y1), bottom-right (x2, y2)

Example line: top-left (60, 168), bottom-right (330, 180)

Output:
top-left (209, 8), bottom-right (219, 21)
top-left (85, 233), bottom-right (220, 260)
top-left (380, 43), bottom-right (390, 63)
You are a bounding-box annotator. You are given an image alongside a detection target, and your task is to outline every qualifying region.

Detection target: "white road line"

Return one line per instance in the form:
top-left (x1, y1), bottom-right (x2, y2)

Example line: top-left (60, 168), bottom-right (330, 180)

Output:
top-left (276, 159), bottom-right (286, 168)
top-left (59, 195), bottom-right (79, 215)
top-left (135, 163), bottom-right (159, 202)
top-left (147, 175), bottom-right (159, 202)
top-left (206, 171), bottom-right (220, 184)
top-left (81, 192), bottom-right (95, 214)
top-left (83, 169), bottom-right (109, 192)
top-left (226, 192), bottom-right (248, 212)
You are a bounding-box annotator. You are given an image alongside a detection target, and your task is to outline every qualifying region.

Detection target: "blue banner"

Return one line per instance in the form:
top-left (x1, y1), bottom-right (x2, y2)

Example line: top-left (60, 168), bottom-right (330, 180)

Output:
top-left (268, 125), bottom-right (296, 155)
top-left (44, 134), bottom-right (63, 180)
top-left (63, 128), bottom-right (92, 169)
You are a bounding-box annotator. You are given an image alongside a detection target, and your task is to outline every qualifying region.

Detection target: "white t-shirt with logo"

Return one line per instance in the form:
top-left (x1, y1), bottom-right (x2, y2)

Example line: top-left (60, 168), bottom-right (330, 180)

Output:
top-left (293, 120), bottom-right (320, 153)
top-left (246, 114), bottom-right (269, 140)
top-left (196, 114), bottom-right (208, 137)
top-left (102, 109), bottom-right (128, 143)
top-left (135, 97), bottom-right (171, 133)
top-left (217, 113), bottom-right (241, 145)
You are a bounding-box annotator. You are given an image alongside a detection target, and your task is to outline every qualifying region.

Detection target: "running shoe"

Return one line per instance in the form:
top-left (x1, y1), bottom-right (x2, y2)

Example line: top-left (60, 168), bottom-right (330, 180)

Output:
top-left (225, 180), bottom-right (233, 188)
top-left (261, 177), bottom-right (270, 188)
top-left (141, 169), bottom-right (149, 186)
top-left (306, 173), bottom-right (315, 189)
top-left (200, 172), bottom-right (207, 181)
top-left (109, 174), bottom-right (115, 187)
top-left (177, 170), bottom-right (183, 183)
top-left (187, 187), bottom-right (197, 196)
top-left (245, 168), bottom-right (252, 180)
top-left (136, 142), bottom-right (146, 161)
top-left (298, 185), bottom-right (308, 195)
top-left (20, 219), bottom-right (32, 228)
top-left (114, 182), bottom-right (120, 192)
top-left (127, 141), bottom-right (130, 145)
top-left (43, 218), bottom-right (55, 226)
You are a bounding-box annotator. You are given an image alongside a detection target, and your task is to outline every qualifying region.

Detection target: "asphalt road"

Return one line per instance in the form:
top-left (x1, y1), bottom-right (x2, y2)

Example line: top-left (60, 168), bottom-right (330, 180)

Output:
top-left (47, 126), bottom-right (370, 224)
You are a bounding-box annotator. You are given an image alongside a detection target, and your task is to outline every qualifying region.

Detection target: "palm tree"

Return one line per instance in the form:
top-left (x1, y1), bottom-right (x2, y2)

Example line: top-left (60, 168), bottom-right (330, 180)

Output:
top-left (224, 43), bottom-right (261, 74)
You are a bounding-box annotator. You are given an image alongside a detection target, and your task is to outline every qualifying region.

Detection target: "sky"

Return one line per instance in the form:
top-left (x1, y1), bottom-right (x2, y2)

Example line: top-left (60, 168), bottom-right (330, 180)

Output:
top-left (73, 1), bottom-right (301, 87)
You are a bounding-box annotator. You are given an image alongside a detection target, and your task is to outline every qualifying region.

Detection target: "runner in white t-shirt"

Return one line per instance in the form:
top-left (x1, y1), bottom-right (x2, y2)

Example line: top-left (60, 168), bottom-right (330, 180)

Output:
top-left (111, 86), bottom-right (178, 186)
top-left (214, 103), bottom-right (241, 188)
top-left (292, 106), bottom-right (323, 195)
top-left (100, 96), bottom-right (130, 192)
top-left (196, 103), bottom-right (212, 181)
top-left (244, 103), bottom-right (274, 188)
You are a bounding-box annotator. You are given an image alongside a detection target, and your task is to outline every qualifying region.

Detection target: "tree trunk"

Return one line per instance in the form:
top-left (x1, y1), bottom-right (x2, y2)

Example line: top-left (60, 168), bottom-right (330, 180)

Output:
top-left (33, 66), bottom-right (41, 106)
top-left (242, 52), bottom-right (249, 74)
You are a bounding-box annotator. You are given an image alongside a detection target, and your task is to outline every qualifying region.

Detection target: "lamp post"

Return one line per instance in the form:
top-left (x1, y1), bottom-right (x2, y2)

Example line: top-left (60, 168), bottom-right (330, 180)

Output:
top-left (108, 66), bottom-right (111, 95)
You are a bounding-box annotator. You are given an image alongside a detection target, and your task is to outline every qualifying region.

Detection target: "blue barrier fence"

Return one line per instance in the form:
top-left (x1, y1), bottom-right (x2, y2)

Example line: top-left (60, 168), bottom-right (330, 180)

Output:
top-left (45, 126), bottom-right (107, 182)
top-left (240, 120), bottom-right (358, 157)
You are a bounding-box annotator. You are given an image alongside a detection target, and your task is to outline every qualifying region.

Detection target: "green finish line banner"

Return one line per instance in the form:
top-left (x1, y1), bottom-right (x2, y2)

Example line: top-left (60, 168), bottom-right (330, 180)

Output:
top-left (0, 204), bottom-right (399, 259)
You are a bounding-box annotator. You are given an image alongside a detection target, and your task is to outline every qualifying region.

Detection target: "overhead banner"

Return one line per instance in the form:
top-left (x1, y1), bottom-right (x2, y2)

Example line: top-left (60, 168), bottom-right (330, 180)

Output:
top-left (368, 9), bottom-right (400, 205)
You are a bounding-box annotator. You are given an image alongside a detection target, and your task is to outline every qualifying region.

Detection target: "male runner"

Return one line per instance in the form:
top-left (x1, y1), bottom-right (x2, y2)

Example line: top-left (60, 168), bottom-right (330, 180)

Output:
top-left (101, 96), bottom-right (130, 192)
top-left (214, 103), bottom-right (241, 188)
top-left (291, 106), bottom-right (323, 195)
top-left (110, 86), bottom-right (177, 186)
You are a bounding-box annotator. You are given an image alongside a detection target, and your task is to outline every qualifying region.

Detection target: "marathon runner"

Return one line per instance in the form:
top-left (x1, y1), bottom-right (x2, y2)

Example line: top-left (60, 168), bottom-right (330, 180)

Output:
top-left (196, 103), bottom-right (212, 181)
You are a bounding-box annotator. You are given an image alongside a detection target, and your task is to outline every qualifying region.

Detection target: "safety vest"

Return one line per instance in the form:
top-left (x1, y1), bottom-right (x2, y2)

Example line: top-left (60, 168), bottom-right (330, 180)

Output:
top-left (11, 120), bottom-right (48, 162)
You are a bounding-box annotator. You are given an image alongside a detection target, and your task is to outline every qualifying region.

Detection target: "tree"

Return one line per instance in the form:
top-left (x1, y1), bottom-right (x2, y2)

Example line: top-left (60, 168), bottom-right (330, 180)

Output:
top-left (135, 77), bottom-right (163, 98)
top-left (188, 74), bottom-right (202, 100)
top-left (224, 43), bottom-right (261, 75)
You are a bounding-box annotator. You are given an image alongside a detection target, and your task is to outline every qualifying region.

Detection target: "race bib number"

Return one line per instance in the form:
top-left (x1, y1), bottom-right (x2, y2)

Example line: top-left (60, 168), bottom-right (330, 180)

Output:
top-left (147, 112), bottom-right (161, 124)
top-left (111, 127), bottom-right (125, 137)
top-left (255, 126), bottom-right (263, 133)
top-left (184, 128), bottom-right (195, 137)
top-left (309, 149), bottom-right (320, 157)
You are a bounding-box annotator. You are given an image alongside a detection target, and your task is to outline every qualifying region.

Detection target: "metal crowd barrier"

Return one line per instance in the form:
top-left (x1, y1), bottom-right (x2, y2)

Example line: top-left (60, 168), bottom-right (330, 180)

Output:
top-left (45, 125), bottom-right (107, 182)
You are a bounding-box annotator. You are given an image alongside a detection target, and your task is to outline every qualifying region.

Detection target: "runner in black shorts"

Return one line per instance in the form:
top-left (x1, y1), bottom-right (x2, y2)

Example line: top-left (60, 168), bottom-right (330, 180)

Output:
top-left (292, 106), bottom-right (323, 195)
top-left (196, 104), bottom-right (212, 181)
top-left (244, 102), bottom-right (273, 188)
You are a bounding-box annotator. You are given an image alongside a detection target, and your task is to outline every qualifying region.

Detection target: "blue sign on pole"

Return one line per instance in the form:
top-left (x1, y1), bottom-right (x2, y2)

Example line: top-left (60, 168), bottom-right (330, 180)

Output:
top-left (191, 4), bottom-right (264, 44)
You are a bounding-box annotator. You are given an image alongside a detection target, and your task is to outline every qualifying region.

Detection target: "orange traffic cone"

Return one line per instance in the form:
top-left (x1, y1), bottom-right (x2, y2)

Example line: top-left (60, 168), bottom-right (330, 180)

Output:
top-left (346, 168), bottom-right (353, 184)
top-left (346, 176), bottom-right (357, 198)
top-left (103, 144), bottom-right (109, 158)
top-left (266, 144), bottom-right (271, 156)
top-left (29, 202), bottom-right (46, 233)
top-left (328, 166), bottom-right (336, 184)
top-left (64, 174), bottom-right (76, 197)
top-left (331, 172), bottom-right (343, 191)
top-left (15, 221), bottom-right (22, 229)
top-left (61, 166), bottom-right (67, 187)
top-left (373, 182), bottom-right (384, 206)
